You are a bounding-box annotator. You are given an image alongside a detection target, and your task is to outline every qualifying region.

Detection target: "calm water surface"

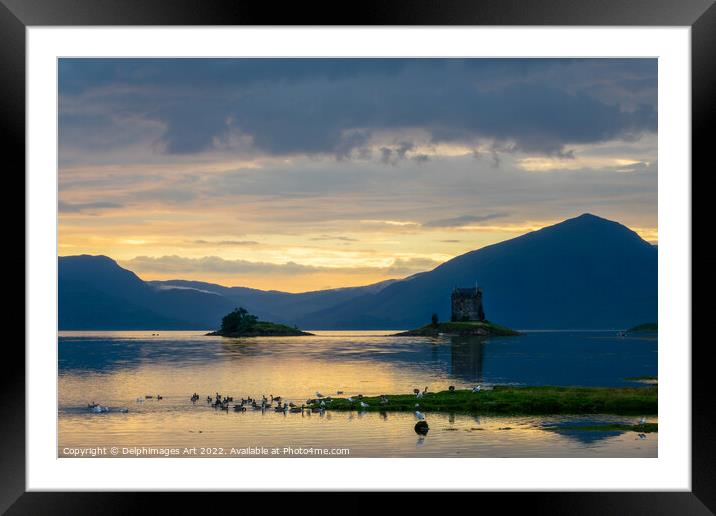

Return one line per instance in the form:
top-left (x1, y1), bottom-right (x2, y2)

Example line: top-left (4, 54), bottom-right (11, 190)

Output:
top-left (58, 330), bottom-right (657, 458)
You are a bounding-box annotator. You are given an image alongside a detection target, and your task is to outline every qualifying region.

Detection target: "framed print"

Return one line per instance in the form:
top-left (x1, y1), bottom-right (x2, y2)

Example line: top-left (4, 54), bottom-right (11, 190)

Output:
top-left (4, 0), bottom-right (711, 511)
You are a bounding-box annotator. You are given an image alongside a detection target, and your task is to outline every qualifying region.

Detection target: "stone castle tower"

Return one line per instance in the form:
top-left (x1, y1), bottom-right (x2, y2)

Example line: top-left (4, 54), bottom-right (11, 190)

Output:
top-left (451, 286), bottom-right (485, 322)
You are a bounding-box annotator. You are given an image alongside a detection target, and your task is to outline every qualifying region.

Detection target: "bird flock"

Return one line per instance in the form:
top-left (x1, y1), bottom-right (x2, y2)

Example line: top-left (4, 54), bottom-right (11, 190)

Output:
top-left (84, 386), bottom-right (651, 441)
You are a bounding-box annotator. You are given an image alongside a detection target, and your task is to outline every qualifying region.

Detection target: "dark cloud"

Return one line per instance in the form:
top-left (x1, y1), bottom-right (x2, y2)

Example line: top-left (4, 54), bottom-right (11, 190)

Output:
top-left (423, 213), bottom-right (509, 228)
top-left (59, 58), bottom-right (657, 159)
top-left (58, 201), bottom-right (123, 214)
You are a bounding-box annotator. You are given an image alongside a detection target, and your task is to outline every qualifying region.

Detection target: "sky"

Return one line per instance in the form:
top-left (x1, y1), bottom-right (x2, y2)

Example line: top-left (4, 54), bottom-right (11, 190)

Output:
top-left (58, 58), bottom-right (658, 292)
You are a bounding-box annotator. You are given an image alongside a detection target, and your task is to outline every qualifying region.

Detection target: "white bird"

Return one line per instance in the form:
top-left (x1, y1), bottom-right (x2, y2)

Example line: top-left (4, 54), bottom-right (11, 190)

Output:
top-left (347, 397), bottom-right (355, 402)
top-left (316, 391), bottom-right (324, 398)
top-left (415, 411), bottom-right (426, 420)
top-left (639, 416), bottom-right (647, 425)
top-left (359, 401), bottom-right (369, 409)
top-left (416, 391), bottom-right (423, 398)
top-left (472, 385), bottom-right (481, 392)
top-left (320, 400), bottom-right (326, 407)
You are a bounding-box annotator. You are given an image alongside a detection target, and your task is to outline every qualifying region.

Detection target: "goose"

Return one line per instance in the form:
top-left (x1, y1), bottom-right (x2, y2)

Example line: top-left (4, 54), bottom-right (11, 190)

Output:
top-left (415, 411), bottom-right (426, 420)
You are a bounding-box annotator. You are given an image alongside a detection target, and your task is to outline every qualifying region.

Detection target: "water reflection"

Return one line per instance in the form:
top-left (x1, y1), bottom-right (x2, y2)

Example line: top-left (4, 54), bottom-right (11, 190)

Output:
top-left (59, 330), bottom-right (657, 388)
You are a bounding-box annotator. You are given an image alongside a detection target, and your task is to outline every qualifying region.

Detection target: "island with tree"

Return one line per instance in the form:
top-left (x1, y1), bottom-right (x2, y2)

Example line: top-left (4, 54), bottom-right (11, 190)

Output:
top-left (207, 307), bottom-right (313, 337)
top-left (393, 287), bottom-right (521, 337)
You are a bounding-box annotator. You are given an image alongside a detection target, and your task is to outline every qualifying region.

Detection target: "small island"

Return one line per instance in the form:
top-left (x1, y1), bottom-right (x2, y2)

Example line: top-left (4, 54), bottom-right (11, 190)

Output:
top-left (394, 320), bottom-right (521, 337)
top-left (627, 322), bottom-right (658, 333)
top-left (393, 286), bottom-right (521, 337)
top-left (207, 307), bottom-right (313, 337)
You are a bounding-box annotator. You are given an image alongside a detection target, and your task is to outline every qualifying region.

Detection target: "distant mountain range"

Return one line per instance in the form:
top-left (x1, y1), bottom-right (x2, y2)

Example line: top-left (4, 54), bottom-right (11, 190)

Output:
top-left (58, 213), bottom-right (657, 330)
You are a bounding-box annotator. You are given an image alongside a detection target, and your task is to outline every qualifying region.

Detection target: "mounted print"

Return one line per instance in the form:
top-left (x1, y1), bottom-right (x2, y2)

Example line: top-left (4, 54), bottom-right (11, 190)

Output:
top-left (57, 57), bottom-right (659, 459)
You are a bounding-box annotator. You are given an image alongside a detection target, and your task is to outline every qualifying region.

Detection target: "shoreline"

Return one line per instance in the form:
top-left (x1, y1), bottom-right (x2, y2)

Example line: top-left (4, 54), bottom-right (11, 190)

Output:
top-left (305, 386), bottom-right (658, 416)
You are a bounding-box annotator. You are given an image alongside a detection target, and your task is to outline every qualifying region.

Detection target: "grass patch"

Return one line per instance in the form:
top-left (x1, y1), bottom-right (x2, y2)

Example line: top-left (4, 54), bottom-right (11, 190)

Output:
top-left (309, 385), bottom-right (657, 416)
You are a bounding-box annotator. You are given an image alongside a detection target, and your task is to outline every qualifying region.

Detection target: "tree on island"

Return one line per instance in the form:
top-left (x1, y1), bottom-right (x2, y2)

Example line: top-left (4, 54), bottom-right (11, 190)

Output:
top-left (220, 307), bottom-right (258, 334)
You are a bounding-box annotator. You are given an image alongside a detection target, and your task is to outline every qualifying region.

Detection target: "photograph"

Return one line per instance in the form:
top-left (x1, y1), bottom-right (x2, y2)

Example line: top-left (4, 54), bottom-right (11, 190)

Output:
top-left (56, 57), bottom-right (659, 459)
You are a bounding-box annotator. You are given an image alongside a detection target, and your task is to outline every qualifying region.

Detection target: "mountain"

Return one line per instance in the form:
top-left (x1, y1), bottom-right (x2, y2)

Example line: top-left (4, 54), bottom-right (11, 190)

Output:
top-left (58, 255), bottom-right (396, 330)
top-left (58, 214), bottom-right (657, 330)
top-left (59, 255), bottom-right (235, 329)
top-left (295, 214), bottom-right (657, 330)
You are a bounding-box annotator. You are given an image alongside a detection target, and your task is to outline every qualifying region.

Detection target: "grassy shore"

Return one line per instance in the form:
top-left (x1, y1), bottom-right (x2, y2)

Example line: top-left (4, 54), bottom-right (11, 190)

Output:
top-left (393, 320), bottom-right (521, 337)
top-left (308, 386), bottom-right (657, 415)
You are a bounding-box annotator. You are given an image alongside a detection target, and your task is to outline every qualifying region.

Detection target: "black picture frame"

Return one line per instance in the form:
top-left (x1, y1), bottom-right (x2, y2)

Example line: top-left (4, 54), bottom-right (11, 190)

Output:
top-left (3, 0), bottom-right (710, 512)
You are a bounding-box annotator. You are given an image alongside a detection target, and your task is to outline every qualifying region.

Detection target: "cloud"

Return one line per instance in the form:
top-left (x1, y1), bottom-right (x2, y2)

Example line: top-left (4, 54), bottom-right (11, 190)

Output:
top-left (309, 235), bottom-right (358, 242)
top-left (423, 213), bottom-right (509, 228)
top-left (58, 201), bottom-right (123, 214)
top-left (59, 58), bottom-right (657, 160)
top-left (122, 254), bottom-right (441, 278)
top-left (190, 240), bottom-right (259, 246)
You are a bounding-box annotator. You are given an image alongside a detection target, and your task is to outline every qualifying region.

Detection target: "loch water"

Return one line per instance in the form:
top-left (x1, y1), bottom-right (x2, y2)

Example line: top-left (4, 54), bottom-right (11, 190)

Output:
top-left (58, 330), bottom-right (657, 457)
